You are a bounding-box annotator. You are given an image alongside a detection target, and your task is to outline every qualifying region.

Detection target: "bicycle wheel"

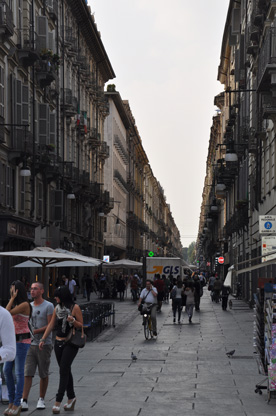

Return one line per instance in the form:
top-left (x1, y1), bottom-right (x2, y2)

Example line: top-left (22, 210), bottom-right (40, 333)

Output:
top-left (144, 317), bottom-right (150, 340)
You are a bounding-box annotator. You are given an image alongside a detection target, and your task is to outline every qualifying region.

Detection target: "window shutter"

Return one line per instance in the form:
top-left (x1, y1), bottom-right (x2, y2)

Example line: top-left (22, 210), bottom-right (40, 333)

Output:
top-left (49, 111), bottom-right (56, 146)
top-left (16, 80), bottom-right (22, 125)
top-left (232, 8), bottom-right (241, 35)
top-left (38, 103), bottom-right (49, 146)
top-left (0, 162), bottom-right (5, 205)
top-left (37, 16), bottom-right (48, 51)
top-left (0, 66), bottom-right (4, 118)
top-left (53, 190), bottom-right (63, 222)
top-left (22, 85), bottom-right (29, 126)
top-left (48, 32), bottom-right (54, 51)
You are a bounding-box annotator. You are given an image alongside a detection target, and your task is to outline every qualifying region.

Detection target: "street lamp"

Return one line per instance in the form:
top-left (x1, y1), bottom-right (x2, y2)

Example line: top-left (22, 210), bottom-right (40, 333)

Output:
top-left (20, 160), bottom-right (31, 177)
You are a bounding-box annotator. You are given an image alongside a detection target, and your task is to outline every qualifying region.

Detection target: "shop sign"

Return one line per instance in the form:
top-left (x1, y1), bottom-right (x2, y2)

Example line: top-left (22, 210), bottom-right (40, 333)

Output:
top-left (7, 222), bottom-right (35, 239)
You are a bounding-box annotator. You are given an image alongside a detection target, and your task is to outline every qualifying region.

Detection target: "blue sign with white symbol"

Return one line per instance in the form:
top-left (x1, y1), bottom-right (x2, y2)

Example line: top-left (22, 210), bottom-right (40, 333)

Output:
top-left (259, 215), bottom-right (276, 234)
top-left (264, 221), bottom-right (273, 230)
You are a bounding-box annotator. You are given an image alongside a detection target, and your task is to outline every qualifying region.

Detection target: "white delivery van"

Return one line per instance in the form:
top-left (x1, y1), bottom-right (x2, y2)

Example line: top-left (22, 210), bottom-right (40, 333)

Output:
top-left (145, 257), bottom-right (191, 281)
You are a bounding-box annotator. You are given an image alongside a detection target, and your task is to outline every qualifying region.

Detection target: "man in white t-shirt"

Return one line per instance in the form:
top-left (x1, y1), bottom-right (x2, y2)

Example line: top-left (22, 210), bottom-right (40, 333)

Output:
top-left (138, 280), bottom-right (158, 336)
top-left (0, 306), bottom-right (16, 363)
top-left (66, 275), bottom-right (77, 300)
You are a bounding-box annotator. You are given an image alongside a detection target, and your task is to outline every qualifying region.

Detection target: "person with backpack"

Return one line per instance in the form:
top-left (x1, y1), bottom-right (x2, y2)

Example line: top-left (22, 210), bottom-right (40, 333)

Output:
top-left (4, 280), bottom-right (32, 415)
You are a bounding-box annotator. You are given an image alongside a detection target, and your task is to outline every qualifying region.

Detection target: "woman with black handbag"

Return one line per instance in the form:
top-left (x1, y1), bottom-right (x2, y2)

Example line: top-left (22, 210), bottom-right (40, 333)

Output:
top-left (39, 286), bottom-right (83, 414)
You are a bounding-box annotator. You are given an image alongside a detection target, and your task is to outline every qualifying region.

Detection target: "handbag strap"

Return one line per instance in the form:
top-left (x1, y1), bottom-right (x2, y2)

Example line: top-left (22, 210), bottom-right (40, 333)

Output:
top-left (143, 290), bottom-right (151, 302)
top-left (70, 304), bottom-right (85, 338)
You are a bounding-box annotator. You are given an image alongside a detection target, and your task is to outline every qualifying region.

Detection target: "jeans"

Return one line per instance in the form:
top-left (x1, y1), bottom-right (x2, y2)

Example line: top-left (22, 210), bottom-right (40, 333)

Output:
top-left (4, 342), bottom-right (30, 407)
top-left (185, 304), bottom-right (194, 320)
top-left (172, 298), bottom-right (182, 321)
top-left (54, 340), bottom-right (79, 403)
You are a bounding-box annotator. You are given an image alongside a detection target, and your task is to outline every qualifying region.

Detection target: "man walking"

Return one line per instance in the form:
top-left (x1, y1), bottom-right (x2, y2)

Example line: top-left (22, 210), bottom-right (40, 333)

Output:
top-left (21, 282), bottom-right (54, 411)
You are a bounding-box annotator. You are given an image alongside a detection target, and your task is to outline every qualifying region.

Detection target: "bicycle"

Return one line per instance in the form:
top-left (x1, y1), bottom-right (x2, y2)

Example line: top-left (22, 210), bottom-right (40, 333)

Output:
top-left (141, 304), bottom-right (153, 340)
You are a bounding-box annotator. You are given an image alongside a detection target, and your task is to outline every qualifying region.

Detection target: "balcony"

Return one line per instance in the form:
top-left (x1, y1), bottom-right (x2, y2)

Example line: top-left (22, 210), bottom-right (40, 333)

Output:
top-left (99, 141), bottom-right (109, 159)
top-left (63, 27), bottom-right (78, 56)
top-left (87, 128), bottom-right (100, 147)
top-left (89, 182), bottom-right (101, 200)
top-left (98, 190), bottom-right (114, 214)
top-left (36, 60), bottom-right (57, 88)
top-left (224, 205), bottom-right (249, 236)
top-left (79, 170), bottom-right (90, 186)
top-left (63, 161), bottom-right (74, 179)
top-left (76, 55), bottom-right (89, 75)
top-left (60, 89), bottom-right (78, 116)
top-left (35, 153), bottom-right (60, 181)
top-left (261, 95), bottom-right (276, 120)
top-left (0, 0), bottom-right (14, 39)
top-left (16, 29), bottom-right (40, 66)
top-left (47, 0), bottom-right (58, 22)
top-left (257, 27), bottom-right (276, 92)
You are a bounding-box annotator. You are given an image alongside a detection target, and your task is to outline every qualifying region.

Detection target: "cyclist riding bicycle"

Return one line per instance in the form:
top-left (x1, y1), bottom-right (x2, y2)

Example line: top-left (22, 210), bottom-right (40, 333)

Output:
top-left (137, 280), bottom-right (158, 336)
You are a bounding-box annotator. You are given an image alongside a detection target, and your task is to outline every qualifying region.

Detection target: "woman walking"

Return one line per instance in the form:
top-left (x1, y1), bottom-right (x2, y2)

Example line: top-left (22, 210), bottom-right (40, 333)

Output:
top-left (39, 286), bottom-right (83, 414)
top-left (171, 280), bottom-right (184, 324)
top-left (184, 284), bottom-right (195, 323)
top-left (4, 280), bottom-right (32, 415)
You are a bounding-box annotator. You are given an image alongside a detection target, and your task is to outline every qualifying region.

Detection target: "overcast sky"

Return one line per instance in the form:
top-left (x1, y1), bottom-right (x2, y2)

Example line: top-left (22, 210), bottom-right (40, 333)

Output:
top-left (89, 0), bottom-right (230, 248)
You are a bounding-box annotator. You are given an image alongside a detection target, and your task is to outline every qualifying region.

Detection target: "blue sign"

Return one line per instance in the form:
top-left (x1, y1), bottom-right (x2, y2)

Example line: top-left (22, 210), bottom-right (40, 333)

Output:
top-left (264, 221), bottom-right (273, 230)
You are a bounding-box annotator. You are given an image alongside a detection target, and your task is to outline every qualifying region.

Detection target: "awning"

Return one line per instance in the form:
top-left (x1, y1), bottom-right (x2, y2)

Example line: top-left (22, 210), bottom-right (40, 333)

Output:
top-left (224, 265), bottom-right (234, 286)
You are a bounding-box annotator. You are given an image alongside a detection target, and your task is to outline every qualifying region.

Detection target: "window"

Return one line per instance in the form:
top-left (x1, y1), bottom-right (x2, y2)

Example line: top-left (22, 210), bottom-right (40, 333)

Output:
top-left (0, 162), bottom-right (6, 205)
top-left (6, 165), bottom-right (15, 208)
top-left (19, 176), bottom-right (25, 212)
top-left (37, 182), bottom-right (43, 218)
top-left (0, 66), bottom-right (4, 118)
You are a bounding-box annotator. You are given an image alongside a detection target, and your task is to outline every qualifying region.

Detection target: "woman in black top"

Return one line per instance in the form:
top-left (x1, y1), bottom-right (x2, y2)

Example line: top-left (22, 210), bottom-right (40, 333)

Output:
top-left (39, 286), bottom-right (83, 414)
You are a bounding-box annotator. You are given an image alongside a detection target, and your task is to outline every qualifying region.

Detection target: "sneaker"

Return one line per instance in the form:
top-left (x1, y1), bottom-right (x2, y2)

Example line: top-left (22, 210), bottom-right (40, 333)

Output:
top-left (37, 397), bottom-right (46, 410)
top-left (21, 400), bottom-right (28, 412)
top-left (173, 318), bottom-right (176, 323)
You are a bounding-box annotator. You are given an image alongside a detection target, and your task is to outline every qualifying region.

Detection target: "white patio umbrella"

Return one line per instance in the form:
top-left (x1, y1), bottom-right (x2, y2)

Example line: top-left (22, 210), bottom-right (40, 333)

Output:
top-left (13, 259), bottom-right (100, 269)
top-left (102, 259), bottom-right (143, 269)
top-left (0, 247), bottom-right (95, 292)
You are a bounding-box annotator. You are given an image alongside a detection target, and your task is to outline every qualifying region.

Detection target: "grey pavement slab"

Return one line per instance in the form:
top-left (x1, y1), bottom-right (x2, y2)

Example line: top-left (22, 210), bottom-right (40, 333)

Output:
top-left (2, 290), bottom-right (276, 415)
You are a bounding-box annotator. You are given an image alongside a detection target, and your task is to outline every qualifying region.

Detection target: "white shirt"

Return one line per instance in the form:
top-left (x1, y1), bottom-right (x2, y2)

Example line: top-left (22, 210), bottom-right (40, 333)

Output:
top-left (140, 287), bottom-right (158, 304)
top-left (0, 306), bottom-right (16, 363)
top-left (67, 279), bottom-right (76, 294)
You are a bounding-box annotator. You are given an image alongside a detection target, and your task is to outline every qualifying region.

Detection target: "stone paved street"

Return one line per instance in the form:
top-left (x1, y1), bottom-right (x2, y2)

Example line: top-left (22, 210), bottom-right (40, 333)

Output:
top-left (2, 289), bottom-right (276, 416)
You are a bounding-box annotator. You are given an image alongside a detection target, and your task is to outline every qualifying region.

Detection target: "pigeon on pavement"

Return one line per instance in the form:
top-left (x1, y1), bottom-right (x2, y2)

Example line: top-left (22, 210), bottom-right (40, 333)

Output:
top-left (131, 352), bottom-right (137, 361)
top-left (226, 349), bottom-right (235, 358)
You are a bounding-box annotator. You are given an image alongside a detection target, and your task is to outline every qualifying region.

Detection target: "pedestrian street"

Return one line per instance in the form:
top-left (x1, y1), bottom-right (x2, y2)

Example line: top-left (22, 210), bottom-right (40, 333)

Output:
top-left (7, 290), bottom-right (276, 416)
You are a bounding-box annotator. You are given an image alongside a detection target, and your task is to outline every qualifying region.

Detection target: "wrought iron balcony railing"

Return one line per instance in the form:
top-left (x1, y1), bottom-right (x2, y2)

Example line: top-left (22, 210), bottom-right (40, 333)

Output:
top-left (0, 0), bottom-right (14, 38)
top-left (257, 27), bottom-right (276, 92)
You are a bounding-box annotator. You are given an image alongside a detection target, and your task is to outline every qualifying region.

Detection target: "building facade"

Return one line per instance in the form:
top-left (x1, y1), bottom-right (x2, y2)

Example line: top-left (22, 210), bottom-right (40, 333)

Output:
top-left (197, 0), bottom-right (276, 301)
top-left (0, 0), bottom-right (182, 300)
